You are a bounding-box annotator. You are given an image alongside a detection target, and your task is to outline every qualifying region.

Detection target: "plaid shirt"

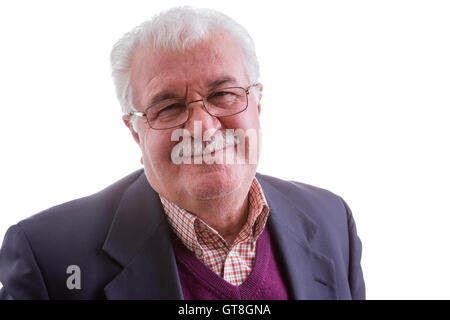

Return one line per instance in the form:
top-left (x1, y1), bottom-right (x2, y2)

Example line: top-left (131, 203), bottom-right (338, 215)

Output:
top-left (159, 177), bottom-right (269, 286)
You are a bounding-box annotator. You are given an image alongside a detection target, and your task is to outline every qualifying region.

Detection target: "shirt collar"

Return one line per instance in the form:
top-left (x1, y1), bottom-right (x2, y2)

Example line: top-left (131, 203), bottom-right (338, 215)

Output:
top-left (159, 177), bottom-right (270, 250)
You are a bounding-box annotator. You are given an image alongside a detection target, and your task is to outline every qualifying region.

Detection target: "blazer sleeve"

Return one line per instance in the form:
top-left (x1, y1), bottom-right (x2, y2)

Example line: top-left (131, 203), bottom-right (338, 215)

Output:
top-left (340, 197), bottom-right (366, 299)
top-left (0, 224), bottom-right (49, 300)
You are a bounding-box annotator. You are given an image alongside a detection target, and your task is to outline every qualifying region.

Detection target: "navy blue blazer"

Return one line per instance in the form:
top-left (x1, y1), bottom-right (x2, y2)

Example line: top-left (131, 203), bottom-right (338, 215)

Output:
top-left (0, 169), bottom-right (365, 299)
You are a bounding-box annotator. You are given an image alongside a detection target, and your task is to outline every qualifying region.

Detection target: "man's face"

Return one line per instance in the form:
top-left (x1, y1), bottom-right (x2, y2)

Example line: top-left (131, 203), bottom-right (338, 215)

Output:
top-left (126, 31), bottom-right (262, 203)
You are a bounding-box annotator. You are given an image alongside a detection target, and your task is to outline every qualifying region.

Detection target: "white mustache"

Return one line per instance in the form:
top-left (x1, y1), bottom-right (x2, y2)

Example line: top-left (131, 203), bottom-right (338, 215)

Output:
top-left (177, 130), bottom-right (241, 159)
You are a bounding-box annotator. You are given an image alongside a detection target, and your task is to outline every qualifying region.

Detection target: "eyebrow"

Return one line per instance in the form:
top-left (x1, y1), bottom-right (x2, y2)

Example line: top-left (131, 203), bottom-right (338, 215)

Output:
top-left (207, 76), bottom-right (238, 89)
top-left (148, 76), bottom-right (238, 106)
top-left (149, 92), bottom-right (182, 106)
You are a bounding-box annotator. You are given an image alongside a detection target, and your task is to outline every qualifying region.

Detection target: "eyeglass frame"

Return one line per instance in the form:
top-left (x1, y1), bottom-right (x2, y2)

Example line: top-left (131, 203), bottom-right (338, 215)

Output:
top-left (127, 83), bottom-right (258, 130)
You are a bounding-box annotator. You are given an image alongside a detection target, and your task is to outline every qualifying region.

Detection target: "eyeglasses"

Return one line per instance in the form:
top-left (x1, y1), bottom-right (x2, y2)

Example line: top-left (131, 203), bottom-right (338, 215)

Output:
top-left (128, 84), bottom-right (256, 130)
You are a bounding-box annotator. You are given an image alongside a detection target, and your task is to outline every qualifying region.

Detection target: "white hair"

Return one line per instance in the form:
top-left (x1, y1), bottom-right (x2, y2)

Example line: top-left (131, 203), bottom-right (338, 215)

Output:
top-left (110, 6), bottom-right (261, 122)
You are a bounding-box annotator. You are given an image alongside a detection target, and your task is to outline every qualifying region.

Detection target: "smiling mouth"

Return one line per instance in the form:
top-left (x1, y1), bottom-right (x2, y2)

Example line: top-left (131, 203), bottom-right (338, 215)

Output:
top-left (179, 134), bottom-right (241, 159)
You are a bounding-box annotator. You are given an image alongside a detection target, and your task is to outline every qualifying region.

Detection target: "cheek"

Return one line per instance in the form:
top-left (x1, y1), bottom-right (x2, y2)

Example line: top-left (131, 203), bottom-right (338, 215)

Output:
top-left (141, 131), bottom-right (174, 164)
top-left (220, 102), bottom-right (261, 131)
top-left (236, 108), bottom-right (261, 131)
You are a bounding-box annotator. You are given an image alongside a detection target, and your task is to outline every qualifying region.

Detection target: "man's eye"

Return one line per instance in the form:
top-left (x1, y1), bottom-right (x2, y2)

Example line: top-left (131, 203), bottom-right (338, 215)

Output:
top-left (157, 104), bottom-right (184, 117)
top-left (162, 104), bottom-right (178, 111)
top-left (211, 91), bottom-right (232, 98)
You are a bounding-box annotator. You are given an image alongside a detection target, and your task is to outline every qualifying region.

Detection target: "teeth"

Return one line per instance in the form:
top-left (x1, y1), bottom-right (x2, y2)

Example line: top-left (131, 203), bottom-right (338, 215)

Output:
top-left (203, 135), bottom-right (237, 155)
top-left (179, 131), bottom-right (240, 158)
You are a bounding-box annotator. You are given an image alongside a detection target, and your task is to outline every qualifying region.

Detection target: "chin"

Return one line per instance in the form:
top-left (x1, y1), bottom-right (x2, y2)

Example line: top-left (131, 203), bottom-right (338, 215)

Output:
top-left (183, 166), bottom-right (243, 200)
top-left (186, 182), bottom-right (240, 200)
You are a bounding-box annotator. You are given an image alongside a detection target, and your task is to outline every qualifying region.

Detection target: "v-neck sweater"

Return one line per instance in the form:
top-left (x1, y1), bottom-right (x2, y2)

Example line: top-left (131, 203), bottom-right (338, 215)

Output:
top-left (171, 225), bottom-right (290, 300)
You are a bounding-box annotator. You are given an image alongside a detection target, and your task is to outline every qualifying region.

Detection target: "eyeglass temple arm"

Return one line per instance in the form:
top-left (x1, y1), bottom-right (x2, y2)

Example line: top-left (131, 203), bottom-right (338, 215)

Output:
top-left (247, 83), bottom-right (260, 93)
top-left (127, 111), bottom-right (146, 117)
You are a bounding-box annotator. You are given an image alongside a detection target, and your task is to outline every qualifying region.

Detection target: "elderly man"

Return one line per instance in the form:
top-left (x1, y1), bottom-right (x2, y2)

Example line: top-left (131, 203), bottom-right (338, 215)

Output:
top-left (0, 7), bottom-right (365, 300)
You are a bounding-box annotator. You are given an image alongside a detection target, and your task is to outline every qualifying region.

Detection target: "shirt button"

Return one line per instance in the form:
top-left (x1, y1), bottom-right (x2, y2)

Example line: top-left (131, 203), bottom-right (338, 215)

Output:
top-left (194, 249), bottom-right (202, 256)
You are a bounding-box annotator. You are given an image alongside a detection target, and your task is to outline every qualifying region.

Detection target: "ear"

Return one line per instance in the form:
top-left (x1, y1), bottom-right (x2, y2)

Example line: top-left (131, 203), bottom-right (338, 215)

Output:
top-left (255, 83), bottom-right (263, 115)
top-left (122, 114), bottom-right (140, 145)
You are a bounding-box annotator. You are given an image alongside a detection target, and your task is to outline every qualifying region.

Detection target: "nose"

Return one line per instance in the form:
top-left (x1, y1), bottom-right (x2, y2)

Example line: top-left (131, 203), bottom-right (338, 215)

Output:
top-left (183, 99), bottom-right (222, 136)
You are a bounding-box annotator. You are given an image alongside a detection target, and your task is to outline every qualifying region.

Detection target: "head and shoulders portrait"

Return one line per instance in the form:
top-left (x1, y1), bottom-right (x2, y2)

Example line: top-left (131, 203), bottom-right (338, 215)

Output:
top-left (0, 5), bottom-right (365, 301)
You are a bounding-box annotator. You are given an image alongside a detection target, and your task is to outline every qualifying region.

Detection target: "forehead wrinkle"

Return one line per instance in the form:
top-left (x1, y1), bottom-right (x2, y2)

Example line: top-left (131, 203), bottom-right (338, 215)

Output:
top-left (144, 78), bottom-right (188, 107)
top-left (131, 32), bottom-right (247, 108)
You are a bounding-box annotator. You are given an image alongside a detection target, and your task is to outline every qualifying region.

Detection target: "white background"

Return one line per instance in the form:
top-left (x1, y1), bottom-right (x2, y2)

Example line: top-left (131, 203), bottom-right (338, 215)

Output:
top-left (0, 0), bottom-right (449, 299)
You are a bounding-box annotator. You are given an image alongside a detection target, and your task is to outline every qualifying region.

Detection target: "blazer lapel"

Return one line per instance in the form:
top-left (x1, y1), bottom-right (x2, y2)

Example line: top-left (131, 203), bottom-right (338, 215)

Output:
top-left (257, 174), bottom-right (338, 300)
top-left (102, 172), bottom-right (183, 299)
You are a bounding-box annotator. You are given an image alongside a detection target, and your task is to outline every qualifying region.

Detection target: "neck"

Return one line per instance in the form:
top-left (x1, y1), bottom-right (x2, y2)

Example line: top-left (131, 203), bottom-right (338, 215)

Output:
top-left (197, 194), bottom-right (250, 246)
top-left (176, 179), bottom-right (253, 246)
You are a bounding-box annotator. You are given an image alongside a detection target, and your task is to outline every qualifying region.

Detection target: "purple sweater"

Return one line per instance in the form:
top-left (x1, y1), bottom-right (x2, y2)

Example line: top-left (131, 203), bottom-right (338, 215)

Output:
top-left (171, 226), bottom-right (290, 300)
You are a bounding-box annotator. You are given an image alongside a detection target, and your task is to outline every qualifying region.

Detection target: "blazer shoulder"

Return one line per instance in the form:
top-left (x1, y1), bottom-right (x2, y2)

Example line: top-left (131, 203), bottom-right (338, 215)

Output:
top-left (14, 169), bottom-right (145, 255)
top-left (20, 169), bottom-right (143, 227)
top-left (256, 172), bottom-right (345, 210)
top-left (256, 172), bottom-right (351, 236)
top-left (0, 169), bottom-right (145, 299)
